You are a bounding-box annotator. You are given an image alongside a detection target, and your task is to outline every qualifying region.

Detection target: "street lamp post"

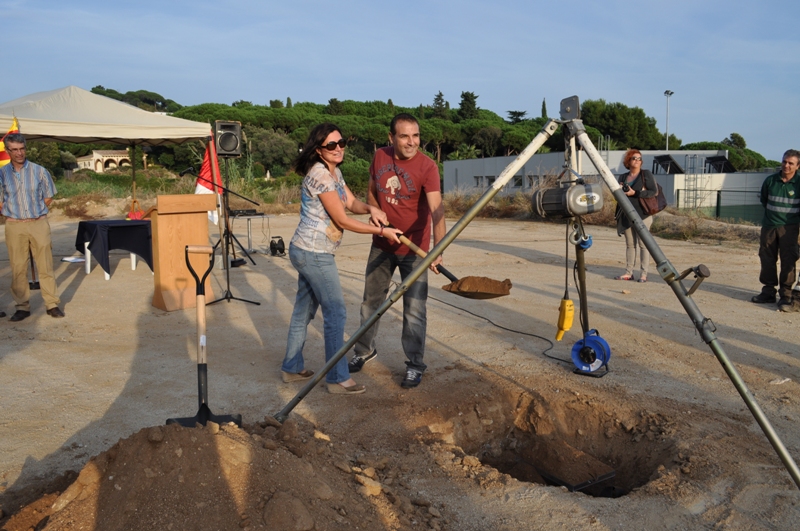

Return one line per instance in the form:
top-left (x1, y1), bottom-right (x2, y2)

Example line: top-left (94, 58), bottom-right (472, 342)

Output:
top-left (664, 90), bottom-right (674, 151)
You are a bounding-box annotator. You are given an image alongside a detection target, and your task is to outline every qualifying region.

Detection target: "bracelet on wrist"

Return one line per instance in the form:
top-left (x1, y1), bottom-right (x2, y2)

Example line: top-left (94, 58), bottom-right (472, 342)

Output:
top-left (379, 226), bottom-right (384, 237)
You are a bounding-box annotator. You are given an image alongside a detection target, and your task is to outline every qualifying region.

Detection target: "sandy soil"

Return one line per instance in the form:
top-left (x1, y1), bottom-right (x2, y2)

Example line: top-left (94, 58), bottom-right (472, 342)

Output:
top-left (1, 202), bottom-right (799, 530)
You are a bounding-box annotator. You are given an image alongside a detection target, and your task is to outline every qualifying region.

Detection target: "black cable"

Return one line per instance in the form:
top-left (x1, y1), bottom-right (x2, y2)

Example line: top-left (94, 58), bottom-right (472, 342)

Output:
top-left (337, 268), bottom-right (571, 366)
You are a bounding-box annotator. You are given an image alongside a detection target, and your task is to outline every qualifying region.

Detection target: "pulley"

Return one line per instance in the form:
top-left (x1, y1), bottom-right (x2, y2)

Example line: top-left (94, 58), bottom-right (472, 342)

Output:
top-left (571, 329), bottom-right (611, 376)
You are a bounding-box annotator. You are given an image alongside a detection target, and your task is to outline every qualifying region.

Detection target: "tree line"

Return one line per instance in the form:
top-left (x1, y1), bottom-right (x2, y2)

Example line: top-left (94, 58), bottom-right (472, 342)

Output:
top-left (26, 87), bottom-right (776, 195)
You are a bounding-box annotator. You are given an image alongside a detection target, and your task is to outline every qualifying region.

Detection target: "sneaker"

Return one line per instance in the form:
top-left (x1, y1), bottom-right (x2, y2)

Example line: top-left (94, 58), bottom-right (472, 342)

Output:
top-left (751, 292), bottom-right (776, 304)
top-left (401, 369), bottom-right (423, 389)
top-left (348, 350), bottom-right (377, 373)
top-left (779, 299), bottom-right (800, 313)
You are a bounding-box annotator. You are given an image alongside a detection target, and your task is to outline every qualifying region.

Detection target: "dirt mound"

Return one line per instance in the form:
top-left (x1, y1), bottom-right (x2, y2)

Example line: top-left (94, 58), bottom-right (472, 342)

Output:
top-left (3, 417), bottom-right (454, 531)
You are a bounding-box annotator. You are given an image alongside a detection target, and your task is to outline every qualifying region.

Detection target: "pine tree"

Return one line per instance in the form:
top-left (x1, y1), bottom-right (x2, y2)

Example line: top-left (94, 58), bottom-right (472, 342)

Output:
top-left (458, 92), bottom-right (479, 120)
top-left (432, 91), bottom-right (447, 119)
top-left (541, 98), bottom-right (547, 119)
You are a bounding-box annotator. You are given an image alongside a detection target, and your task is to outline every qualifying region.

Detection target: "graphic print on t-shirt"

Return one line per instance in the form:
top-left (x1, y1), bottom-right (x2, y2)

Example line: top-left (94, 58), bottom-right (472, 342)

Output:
top-left (375, 162), bottom-right (417, 205)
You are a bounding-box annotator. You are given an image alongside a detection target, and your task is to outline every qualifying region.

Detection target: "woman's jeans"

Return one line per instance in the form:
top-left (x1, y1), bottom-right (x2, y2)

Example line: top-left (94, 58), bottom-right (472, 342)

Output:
top-left (623, 215), bottom-right (653, 276)
top-left (282, 245), bottom-right (350, 384)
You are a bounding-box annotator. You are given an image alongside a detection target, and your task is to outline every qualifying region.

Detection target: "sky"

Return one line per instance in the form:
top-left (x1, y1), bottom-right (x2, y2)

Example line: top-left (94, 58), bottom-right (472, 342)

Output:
top-left (2, 0), bottom-right (797, 161)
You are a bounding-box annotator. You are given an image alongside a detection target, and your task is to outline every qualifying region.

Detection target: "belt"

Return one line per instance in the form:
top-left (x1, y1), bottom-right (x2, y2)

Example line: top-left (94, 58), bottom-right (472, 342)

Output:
top-left (6, 214), bottom-right (47, 222)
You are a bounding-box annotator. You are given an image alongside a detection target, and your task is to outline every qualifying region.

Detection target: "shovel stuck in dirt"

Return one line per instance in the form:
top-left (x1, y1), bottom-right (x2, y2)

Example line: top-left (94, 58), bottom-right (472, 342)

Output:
top-left (397, 234), bottom-right (511, 300)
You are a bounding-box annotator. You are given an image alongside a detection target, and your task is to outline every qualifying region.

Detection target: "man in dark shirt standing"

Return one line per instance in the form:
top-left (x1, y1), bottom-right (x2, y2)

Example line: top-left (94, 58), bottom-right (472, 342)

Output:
top-left (752, 149), bottom-right (800, 311)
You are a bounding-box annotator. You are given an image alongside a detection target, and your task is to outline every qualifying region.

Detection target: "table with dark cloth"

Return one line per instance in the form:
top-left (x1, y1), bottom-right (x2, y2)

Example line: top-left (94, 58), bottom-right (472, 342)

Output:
top-left (75, 220), bottom-right (153, 275)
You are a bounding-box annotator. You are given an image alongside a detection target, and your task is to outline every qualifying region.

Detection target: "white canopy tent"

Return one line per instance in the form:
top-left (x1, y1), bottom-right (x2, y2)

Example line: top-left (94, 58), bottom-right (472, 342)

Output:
top-left (0, 85), bottom-right (210, 145)
top-left (0, 85), bottom-right (212, 207)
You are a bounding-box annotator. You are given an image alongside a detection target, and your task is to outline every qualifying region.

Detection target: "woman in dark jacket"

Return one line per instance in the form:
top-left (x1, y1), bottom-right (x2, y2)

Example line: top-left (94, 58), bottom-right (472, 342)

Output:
top-left (614, 148), bottom-right (658, 282)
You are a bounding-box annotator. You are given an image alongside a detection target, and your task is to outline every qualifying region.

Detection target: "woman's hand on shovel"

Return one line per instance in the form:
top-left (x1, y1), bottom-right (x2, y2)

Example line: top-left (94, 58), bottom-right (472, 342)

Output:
top-left (380, 225), bottom-right (403, 244)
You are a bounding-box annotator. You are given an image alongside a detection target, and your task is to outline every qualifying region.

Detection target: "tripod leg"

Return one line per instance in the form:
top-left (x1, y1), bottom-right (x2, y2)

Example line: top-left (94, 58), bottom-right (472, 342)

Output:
top-left (228, 231), bottom-right (256, 265)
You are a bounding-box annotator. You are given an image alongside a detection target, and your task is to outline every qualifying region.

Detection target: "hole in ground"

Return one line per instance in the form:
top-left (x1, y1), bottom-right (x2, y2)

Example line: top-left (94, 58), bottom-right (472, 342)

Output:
top-left (452, 390), bottom-right (677, 498)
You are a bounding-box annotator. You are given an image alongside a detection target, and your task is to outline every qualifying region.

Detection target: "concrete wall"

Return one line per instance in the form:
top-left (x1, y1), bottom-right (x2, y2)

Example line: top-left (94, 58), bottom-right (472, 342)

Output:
top-left (443, 150), bottom-right (771, 207)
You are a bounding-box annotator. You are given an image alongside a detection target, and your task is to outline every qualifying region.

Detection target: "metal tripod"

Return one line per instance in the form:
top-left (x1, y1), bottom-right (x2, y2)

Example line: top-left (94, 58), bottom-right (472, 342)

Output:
top-left (208, 158), bottom-right (260, 306)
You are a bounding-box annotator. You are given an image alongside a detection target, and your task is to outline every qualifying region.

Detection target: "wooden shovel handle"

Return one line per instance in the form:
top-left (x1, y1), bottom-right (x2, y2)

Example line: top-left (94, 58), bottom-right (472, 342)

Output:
top-left (396, 234), bottom-right (458, 283)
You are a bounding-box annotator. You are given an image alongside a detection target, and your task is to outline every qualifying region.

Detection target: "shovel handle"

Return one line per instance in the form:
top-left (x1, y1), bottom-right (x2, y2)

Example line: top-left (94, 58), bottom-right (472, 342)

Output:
top-left (397, 234), bottom-right (458, 283)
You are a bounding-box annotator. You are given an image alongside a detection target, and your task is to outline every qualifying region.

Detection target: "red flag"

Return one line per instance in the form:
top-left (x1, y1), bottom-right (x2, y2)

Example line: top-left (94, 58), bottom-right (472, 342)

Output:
top-left (0, 117), bottom-right (20, 168)
top-left (196, 139), bottom-right (222, 193)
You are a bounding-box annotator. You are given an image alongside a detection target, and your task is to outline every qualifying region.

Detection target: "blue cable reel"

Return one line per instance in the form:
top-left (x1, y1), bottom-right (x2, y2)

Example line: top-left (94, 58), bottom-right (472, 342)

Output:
top-left (571, 329), bottom-right (611, 377)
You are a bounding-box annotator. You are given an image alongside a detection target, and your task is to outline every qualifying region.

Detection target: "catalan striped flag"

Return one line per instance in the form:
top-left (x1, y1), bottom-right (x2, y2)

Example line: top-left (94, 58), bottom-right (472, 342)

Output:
top-left (0, 117), bottom-right (20, 168)
top-left (195, 138), bottom-right (223, 224)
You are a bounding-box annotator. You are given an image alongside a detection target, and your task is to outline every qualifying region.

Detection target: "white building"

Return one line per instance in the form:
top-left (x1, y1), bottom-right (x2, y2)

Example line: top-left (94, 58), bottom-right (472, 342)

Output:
top-left (76, 150), bottom-right (131, 173)
top-left (444, 150), bottom-right (777, 223)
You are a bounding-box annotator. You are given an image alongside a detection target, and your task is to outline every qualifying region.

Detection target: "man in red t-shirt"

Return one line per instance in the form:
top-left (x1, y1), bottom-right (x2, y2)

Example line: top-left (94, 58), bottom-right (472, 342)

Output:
top-left (348, 113), bottom-right (446, 388)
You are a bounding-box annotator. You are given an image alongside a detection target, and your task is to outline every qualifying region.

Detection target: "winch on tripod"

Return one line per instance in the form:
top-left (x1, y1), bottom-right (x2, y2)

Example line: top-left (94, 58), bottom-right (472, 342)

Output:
top-left (533, 178), bottom-right (603, 219)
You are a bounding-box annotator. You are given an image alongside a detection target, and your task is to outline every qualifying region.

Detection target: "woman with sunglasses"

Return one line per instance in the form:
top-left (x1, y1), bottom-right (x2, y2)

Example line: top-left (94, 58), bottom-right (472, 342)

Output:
top-left (281, 123), bottom-right (403, 394)
top-left (614, 149), bottom-right (658, 282)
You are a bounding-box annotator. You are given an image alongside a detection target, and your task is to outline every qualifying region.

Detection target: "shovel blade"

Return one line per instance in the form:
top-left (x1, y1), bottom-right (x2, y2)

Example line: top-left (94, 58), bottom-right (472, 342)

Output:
top-left (441, 276), bottom-right (512, 299)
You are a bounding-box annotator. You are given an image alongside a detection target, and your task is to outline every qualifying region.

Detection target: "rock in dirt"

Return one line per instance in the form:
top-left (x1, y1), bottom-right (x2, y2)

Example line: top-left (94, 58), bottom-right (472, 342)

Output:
top-left (279, 418), bottom-right (299, 441)
top-left (355, 474), bottom-right (382, 496)
top-left (262, 492), bottom-right (314, 531)
top-left (147, 426), bottom-right (165, 443)
top-left (462, 455), bottom-right (481, 468)
top-left (312, 479), bottom-right (334, 500)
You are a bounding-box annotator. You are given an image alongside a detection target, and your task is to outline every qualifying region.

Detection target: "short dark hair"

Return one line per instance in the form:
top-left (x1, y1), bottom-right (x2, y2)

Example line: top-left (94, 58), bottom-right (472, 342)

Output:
top-left (293, 123), bottom-right (343, 175)
top-left (389, 113), bottom-right (418, 136)
top-left (783, 149), bottom-right (800, 161)
top-left (3, 133), bottom-right (25, 146)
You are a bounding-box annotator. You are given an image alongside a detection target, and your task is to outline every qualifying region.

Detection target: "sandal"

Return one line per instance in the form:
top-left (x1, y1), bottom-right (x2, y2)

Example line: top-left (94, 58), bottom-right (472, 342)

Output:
top-left (282, 369), bottom-right (314, 383)
top-left (638, 275), bottom-right (647, 283)
top-left (327, 382), bottom-right (366, 395)
top-left (614, 274), bottom-right (634, 281)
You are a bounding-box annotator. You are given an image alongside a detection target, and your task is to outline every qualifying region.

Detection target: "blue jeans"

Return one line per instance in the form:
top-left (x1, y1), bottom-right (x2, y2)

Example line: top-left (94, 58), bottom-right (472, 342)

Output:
top-left (355, 246), bottom-right (428, 373)
top-left (282, 245), bottom-right (350, 384)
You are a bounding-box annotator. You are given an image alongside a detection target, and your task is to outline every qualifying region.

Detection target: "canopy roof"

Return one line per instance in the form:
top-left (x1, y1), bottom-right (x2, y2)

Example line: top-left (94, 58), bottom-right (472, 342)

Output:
top-left (0, 86), bottom-right (210, 145)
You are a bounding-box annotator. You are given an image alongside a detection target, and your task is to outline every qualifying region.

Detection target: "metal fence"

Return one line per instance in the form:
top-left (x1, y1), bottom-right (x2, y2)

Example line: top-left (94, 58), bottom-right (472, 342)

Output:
top-left (675, 189), bottom-right (764, 225)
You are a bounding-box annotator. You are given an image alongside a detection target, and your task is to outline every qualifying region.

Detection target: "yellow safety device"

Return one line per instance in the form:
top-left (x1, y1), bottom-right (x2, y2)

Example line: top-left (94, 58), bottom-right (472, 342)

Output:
top-left (555, 297), bottom-right (574, 341)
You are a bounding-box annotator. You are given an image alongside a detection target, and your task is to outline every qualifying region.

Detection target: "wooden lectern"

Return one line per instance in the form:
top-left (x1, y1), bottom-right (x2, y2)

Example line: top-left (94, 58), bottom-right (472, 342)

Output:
top-left (148, 194), bottom-right (216, 311)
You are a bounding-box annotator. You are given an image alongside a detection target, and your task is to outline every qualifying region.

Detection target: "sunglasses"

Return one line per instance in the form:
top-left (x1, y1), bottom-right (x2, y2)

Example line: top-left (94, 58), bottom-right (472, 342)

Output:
top-left (631, 157), bottom-right (642, 161)
top-left (321, 139), bottom-right (347, 151)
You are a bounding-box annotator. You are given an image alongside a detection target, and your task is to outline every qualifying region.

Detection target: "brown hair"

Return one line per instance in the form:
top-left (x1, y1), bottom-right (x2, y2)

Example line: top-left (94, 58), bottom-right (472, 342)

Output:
top-left (622, 148), bottom-right (641, 170)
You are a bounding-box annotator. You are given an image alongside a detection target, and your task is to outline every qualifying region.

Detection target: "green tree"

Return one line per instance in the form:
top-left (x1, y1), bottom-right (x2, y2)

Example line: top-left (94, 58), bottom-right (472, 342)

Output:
top-left (458, 91), bottom-right (479, 120)
top-left (541, 98), bottom-right (547, 119)
top-left (580, 99), bottom-right (673, 150)
top-left (326, 98), bottom-right (345, 115)
top-left (245, 127), bottom-right (298, 176)
top-left (447, 143), bottom-right (481, 160)
top-left (432, 91), bottom-right (448, 119)
top-left (27, 141), bottom-right (63, 177)
top-left (681, 141), bottom-right (768, 171)
top-left (286, 97), bottom-right (293, 108)
top-left (269, 99), bottom-right (284, 109)
top-left (472, 126), bottom-right (503, 157)
top-left (722, 133), bottom-right (746, 149)
top-left (506, 110), bottom-right (527, 124)
top-left (501, 126), bottom-right (531, 155)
